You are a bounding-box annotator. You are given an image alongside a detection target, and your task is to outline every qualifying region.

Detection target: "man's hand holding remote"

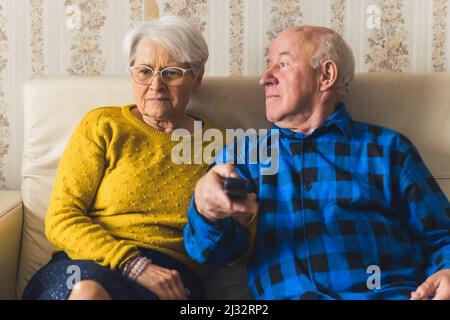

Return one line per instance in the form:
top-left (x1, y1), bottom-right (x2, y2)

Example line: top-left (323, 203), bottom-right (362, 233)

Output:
top-left (194, 164), bottom-right (258, 226)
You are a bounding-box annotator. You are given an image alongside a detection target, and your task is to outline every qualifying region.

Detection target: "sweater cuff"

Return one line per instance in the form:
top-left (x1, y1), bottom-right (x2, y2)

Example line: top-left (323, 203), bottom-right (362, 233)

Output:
top-left (116, 248), bottom-right (141, 272)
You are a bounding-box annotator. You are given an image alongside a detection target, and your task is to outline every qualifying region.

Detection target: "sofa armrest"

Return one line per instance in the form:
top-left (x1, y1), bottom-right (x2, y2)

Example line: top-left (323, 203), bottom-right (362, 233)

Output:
top-left (0, 190), bottom-right (23, 300)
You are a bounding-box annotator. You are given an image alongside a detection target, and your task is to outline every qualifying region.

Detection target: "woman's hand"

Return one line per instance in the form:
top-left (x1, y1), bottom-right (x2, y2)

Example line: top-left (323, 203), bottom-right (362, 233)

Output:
top-left (136, 263), bottom-right (190, 300)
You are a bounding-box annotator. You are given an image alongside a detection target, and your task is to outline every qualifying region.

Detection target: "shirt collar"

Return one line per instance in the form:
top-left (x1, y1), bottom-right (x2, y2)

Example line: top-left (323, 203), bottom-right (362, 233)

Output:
top-left (272, 103), bottom-right (353, 141)
top-left (323, 102), bottom-right (353, 140)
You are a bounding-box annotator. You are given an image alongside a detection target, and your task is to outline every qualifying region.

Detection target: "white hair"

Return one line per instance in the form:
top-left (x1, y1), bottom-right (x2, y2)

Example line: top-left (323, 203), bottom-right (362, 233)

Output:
top-left (310, 32), bottom-right (355, 97)
top-left (123, 15), bottom-right (209, 78)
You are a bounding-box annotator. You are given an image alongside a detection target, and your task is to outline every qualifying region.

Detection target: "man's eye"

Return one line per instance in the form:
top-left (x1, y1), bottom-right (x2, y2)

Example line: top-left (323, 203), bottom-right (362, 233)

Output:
top-left (280, 62), bottom-right (289, 67)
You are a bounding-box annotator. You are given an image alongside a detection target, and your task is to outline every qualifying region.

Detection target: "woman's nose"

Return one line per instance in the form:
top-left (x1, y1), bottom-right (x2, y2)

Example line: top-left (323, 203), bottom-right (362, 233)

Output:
top-left (149, 72), bottom-right (165, 91)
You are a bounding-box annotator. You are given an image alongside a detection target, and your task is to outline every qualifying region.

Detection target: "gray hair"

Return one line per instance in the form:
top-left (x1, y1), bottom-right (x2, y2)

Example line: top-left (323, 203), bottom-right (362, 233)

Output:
top-left (123, 15), bottom-right (209, 79)
top-left (310, 32), bottom-right (355, 97)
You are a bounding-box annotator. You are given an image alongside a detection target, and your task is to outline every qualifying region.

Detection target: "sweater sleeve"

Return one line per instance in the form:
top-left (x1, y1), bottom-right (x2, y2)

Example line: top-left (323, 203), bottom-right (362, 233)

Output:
top-left (45, 109), bottom-right (140, 271)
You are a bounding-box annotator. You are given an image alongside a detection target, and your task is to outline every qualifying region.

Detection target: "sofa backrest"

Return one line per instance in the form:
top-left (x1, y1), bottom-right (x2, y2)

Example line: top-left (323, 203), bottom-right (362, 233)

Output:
top-left (19, 74), bottom-right (450, 299)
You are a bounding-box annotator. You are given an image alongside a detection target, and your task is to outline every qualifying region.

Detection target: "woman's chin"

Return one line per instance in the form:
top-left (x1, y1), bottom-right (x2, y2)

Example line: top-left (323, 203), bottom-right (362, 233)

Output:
top-left (142, 112), bottom-right (175, 125)
top-left (145, 101), bottom-right (171, 110)
top-left (143, 107), bottom-right (170, 120)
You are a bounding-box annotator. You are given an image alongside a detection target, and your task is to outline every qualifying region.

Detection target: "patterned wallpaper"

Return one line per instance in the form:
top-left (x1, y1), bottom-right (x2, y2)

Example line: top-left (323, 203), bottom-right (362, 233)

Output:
top-left (330, 0), bottom-right (345, 37)
top-left (228, 0), bottom-right (244, 76)
top-left (158, 0), bottom-right (208, 32)
top-left (0, 2), bottom-right (10, 189)
top-left (433, 0), bottom-right (448, 71)
top-left (0, 0), bottom-right (449, 189)
top-left (30, 0), bottom-right (45, 76)
top-left (65, 0), bottom-right (108, 75)
top-left (365, 0), bottom-right (410, 72)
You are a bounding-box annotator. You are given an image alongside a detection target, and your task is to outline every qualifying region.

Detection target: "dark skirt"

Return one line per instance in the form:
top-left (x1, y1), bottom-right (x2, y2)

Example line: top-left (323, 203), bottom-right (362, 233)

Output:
top-left (22, 248), bottom-right (205, 300)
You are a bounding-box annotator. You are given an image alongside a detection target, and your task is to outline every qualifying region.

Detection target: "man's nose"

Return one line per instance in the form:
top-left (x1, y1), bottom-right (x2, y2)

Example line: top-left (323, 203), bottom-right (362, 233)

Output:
top-left (259, 67), bottom-right (277, 86)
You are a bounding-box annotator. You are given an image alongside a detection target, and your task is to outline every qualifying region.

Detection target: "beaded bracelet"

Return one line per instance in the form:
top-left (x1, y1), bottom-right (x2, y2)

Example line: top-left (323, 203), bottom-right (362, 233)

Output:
top-left (128, 258), bottom-right (146, 281)
top-left (122, 255), bottom-right (141, 278)
top-left (124, 256), bottom-right (151, 281)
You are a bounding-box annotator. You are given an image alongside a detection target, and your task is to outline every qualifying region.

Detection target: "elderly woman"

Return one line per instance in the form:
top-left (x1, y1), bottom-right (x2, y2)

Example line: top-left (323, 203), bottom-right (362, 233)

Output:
top-left (23, 16), bottom-right (211, 300)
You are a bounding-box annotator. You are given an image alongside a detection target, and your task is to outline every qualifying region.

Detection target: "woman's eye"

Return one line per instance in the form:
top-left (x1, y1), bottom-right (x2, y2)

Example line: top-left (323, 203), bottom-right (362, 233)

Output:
top-left (140, 69), bottom-right (151, 75)
top-left (163, 69), bottom-right (183, 79)
top-left (280, 62), bottom-right (289, 67)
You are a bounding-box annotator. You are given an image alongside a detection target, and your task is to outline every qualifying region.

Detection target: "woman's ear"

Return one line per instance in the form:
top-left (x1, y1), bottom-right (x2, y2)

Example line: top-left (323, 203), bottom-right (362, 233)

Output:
top-left (319, 60), bottom-right (338, 92)
top-left (192, 69), bottom-right (205, 94)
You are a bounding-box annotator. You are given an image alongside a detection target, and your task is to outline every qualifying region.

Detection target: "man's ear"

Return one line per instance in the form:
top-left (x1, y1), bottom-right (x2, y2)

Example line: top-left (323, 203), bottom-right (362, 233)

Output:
top-left (319, 60), bottom-right (338, 92)
top-left (192, 69), bottom-right (205, 94)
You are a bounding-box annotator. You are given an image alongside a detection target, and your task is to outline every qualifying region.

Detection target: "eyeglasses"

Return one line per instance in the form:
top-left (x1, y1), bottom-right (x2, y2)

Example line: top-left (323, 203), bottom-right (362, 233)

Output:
top-left (129, 65), bottom-right (193, 87)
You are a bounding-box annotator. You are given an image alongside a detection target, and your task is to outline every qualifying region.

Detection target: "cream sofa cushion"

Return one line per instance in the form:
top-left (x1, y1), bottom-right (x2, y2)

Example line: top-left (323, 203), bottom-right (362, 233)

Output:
top-left (344, 73), bottom-right (450, 188)
top-left (19, 74), bottom-right (450, 299)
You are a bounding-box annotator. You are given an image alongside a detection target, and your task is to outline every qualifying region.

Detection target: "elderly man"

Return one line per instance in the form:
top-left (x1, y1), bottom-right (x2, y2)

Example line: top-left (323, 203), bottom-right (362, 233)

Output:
top-left (183, 26), bottom-right (450, 300)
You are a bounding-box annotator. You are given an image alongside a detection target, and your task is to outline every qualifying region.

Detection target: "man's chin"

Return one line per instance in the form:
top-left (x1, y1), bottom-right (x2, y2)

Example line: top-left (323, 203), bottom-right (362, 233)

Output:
top-left (265, 109), bottom-right (280, 124)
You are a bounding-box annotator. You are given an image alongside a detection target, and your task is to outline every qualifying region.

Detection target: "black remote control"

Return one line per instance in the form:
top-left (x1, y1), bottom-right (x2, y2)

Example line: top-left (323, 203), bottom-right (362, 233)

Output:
top-left (224, 178), bottom-right (250, 200)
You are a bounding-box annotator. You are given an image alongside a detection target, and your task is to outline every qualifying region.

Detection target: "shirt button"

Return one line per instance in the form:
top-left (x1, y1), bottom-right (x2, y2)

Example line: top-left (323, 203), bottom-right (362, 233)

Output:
top-left (304, 182), bottom-right (312, 191)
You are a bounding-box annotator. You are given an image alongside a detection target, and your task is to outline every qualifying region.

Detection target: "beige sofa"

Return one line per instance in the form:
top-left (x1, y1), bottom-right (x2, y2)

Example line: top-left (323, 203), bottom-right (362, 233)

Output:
top-left (1, 73), bottom-right (449, 300)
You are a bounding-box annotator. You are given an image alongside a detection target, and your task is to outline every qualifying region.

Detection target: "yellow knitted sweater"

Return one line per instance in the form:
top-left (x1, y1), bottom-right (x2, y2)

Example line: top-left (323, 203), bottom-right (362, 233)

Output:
top-left (45, 105), bottom-right (212, 274)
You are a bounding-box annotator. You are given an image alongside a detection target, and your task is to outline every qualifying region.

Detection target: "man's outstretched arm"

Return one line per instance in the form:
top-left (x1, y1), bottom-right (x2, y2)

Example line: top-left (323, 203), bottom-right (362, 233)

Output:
top-left (399, 145), bottom-right (450, 300)
top-left (184, 164), bottom-right (258, 265)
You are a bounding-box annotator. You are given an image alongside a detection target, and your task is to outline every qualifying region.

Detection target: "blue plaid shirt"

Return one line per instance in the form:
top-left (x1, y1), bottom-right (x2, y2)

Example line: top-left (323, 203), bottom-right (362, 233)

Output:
top-left (184, 103), bottom-right (450, 300)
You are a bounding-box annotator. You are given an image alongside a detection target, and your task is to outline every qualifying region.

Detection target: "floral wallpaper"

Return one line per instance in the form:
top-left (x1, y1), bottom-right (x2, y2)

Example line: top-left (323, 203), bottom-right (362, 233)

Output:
top-left (65, 0), bottom-right (108, 75)
top-left (365, 0), bottom-right (410, 72)
top-left (157, 0), bottom-right (208, 33)
top-left (330, 0), bottom-right (345, 37)
top-left (433, 0), bottom-right (448, 71)
top-left (0, 3), bottom-right (10, 189)
top-left (30, 0), bottom-right (45, 77)
top-left (130, 0), bottom-right (144, 29)
top-left (229, 0), bottom-right (244, 76)
top-left (266, 0), bottom-right (303, 55)
top-left (0, 0), bottom-right (449, 189)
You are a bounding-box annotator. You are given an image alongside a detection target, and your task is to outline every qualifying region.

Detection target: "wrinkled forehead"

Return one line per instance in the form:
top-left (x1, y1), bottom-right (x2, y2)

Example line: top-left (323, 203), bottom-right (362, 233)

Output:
top-left (269, 26), bottom-right (329, 60)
